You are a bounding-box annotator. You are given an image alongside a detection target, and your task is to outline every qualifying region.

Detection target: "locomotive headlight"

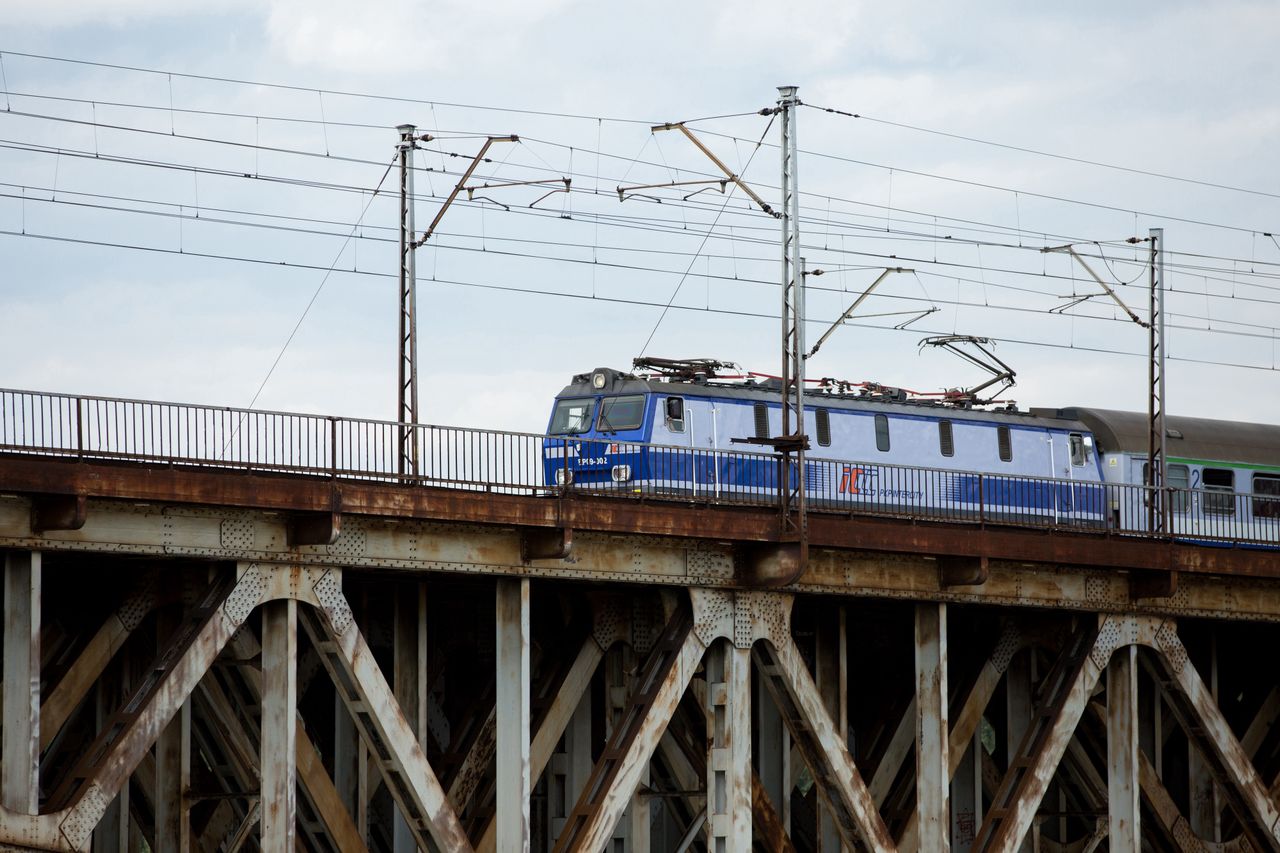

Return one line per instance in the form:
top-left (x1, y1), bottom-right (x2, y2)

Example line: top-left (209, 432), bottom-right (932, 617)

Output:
top-left (592, 371), bottom-right (607, 389)
top-left (555, 468), bottom-right (574, 486)
top-left (611, 464), bottom-right (632, 483)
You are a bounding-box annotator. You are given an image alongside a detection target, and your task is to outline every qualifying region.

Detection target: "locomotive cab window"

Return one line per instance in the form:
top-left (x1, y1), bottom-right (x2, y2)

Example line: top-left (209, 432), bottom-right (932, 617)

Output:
top-left (753, 402), bottom-right (769, 439)
top-left (875, 414), bottom-right (891, 452)
top-left (997, 425), bottom-right (1012, 462)
top-left (1253, 474), bottom-right (1280, 519)
top-left (1203, 467), bottom-right (1235, 515)
top-left (664, 397), bottom-right (685, 433)
top-left (816, 408), bottom-right (831, 447)
top-left (597, 395), bottom-right (645, 433)
top-left (550, 398), bottom-right (595, 434)
top-left (1069, 433), bottom-right (1087, 466)
top-left (938, 420), bottom-right (954, 457)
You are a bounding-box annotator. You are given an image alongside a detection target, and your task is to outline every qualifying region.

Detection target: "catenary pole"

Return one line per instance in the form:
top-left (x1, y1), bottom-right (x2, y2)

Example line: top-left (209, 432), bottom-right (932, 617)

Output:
top-left (397, 124), bottom-right (419, 478)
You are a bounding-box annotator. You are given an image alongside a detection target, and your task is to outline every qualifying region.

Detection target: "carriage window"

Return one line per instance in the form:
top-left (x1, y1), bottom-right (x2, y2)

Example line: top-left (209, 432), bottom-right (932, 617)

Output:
top-left (1169, 464), bottom-right (1190, 513)
top-left (997, 425), bottom-right (1012, 462)
top-left (938, 420), bottom-right (954, 457)
top-left (550, 398), bottom-right (595, 434)
top-left (597, 395), bottom-right (645, 432)
top-left (1253, 474), bottom-right (1280, 519)
top-left (753, 402), bottom-right (769, 439)
top-left (1069, 433), bottom-right (1086, 466)
top-left (815, 408), bottom-right (831, 447)
top-left (1143, 462), bottom-right (1192, 513)
top-left (1203, 468), bottom-right (1235, 515)
top-left (875, 414), bottom-right (890, 452)
top-left (665, 397), bottom-right (685, 433)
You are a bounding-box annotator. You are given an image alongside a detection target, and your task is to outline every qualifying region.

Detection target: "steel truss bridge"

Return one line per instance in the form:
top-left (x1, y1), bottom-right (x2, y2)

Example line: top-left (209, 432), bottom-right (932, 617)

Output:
top-left (2, 388), bottom-right (1280, 852)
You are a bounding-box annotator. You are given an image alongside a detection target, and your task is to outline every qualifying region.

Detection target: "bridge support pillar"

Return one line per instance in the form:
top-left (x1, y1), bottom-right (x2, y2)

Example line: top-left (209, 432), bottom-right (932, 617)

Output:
top-left (260, 598), bottom-right (298, 852)
top-left (2, 549), bottom-right (40, 815)
top-left (705, 638), bottom-right (752, 851)
top-left (915, 603), bottom-right (950, 852)
top-left (814, 606), bottom-right (847, 852)
top-left (155, 608), bottom-right (192, 853)
top-left (496, 577), bottom-right (532, 852)
top-left (393, 581), bottom-right (428, 853)
top-left (1107, 644), bottom-right (1140, 851)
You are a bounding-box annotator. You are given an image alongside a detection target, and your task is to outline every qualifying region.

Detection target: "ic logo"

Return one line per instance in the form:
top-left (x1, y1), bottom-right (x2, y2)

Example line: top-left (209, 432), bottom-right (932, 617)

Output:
top-left (838, 466), bottom-right (866, 495)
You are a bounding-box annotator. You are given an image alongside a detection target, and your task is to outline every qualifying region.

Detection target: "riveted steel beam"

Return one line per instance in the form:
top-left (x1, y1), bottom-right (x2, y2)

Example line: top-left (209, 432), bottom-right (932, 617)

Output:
top-left (1143, 626), bottom-right (1280, 851)
top-left (40, 578), bottom-right (157, 752)
top-left (753, 636), bottom-right (896, 852)
top-left (553, 606), bottom-right (704, 853)
top-left (3, 550), bottom-right (41, 816)
top-left (259, 599), bottom-right (297, 852)
top-left (704, 639), bottom-right (752, 851)
top-left (496, 578), bottom-right (532, 852)
top-left (915, 603), bottom-right (949, 852)
top-left (298, 600), bottom-right (473, 852)
top-left (972, 618), bottom-right (1109, 853)
top-left (7, 458), bottom-right (1280, 580)
top-left (1108, 645), bottom-right (1140, 851)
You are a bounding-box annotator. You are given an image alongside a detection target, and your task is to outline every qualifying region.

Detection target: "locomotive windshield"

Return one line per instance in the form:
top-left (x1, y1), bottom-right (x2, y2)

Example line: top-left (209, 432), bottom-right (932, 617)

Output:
top-left (597, 396), bottom-right (645, 433)
top-left (550, 398), bottom-right (595, 434)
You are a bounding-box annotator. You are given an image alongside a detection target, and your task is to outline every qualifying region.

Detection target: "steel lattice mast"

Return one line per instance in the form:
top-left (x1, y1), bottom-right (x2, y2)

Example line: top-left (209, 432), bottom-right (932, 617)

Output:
top-left (1148, 227), bottom-right (1168, 533)
top-left (776, 85), bottom-right (808, 556)
top-left (397, 124), bottom-right (420, 478)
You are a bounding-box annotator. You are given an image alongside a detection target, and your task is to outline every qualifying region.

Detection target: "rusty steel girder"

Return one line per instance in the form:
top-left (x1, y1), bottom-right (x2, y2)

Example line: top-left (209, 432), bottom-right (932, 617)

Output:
top-left (2, 455), bottom-right (1279, 584)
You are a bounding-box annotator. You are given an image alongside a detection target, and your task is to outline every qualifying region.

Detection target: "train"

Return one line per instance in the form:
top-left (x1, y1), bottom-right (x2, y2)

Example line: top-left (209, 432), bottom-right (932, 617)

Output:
top-left (541, 361), bottom-right (1280, 545)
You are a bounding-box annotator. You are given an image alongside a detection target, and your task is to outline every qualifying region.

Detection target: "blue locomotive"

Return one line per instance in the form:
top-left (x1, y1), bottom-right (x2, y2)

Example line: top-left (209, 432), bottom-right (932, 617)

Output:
top-left (542, 361), bottom-right (1280, 543)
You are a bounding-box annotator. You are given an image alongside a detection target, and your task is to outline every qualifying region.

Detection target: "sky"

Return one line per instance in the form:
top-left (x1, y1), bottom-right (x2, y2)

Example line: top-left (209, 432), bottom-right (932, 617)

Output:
top-left (2, 1), bottom-right (1279, 434)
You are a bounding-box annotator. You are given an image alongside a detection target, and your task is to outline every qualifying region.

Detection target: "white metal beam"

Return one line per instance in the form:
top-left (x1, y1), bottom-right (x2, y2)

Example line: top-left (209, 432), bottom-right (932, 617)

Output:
top-left (705, 639), bottom-right (752, 851)
top-left (480, 634), bottom-right (605, 853)
top-left (300, 602), bottom-right (473, 852)
top-left (1149, 624), bottom-right (1280, 850)
top-left (553, 611), bottom-right (704, 853)
top-left (497, 578), bottom-right (532, 853)
top-left (754, 636), bottom-right (896, 852)
top-left (1107, 645), bottom-right (1140, 851)
top-left (972, 620), bottom-right (1108, 853)
top-left (154, 698), bottom-right (191, 853)
top-left (915, 603), bottom-right (949, 852)
top-left (2, 550), bottom-right (40, 815)
top-left (260, 599), bottom-right (297, 852)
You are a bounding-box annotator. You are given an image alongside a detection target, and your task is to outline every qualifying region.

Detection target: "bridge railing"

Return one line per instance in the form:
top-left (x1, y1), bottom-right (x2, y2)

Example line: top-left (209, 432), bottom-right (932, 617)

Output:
top-left (2, 388), bottom-right (1277, 546)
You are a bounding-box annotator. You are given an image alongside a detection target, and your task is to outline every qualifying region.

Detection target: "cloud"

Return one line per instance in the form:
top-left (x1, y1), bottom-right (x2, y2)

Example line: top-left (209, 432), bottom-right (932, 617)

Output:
top-left (261, 0), bottom-right (577, 75)
top-left (0, 0), bottom-right (254, 27)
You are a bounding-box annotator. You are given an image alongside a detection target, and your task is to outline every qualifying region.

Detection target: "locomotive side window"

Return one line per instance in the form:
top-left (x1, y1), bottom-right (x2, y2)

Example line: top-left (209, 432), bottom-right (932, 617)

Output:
top-left (997, 425), bottom-right (1012, 462)
top-left (753, 402), bottom-right (769, 439)
top-left (1253, 474), bottom-right (1280, 519)
top-left (875, 414), bottom-right (890, 452)
top-left (597, 395), bottom-right (645, 433)
top-left (938, 420), bottom-right (954, 457)
top-left (1069, 433), bottom-right (1086, 466)
top-left (665, 397), bottom-right (685, 433)
top-left (550, 398), bottom-right (595, 434)
top-left (1203, 468), bottom-right (1235, 515)
top-left (815, 408), bottom-right (831, 446)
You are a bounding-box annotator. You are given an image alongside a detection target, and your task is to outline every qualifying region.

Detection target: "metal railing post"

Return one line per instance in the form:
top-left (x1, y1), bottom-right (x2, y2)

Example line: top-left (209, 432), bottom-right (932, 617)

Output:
top-left (329, 417), bottom-right (338, 477)
top-left (75, 396), bottom-right (84, 457)
top-left (978, 474), bottom-right (986, 525)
